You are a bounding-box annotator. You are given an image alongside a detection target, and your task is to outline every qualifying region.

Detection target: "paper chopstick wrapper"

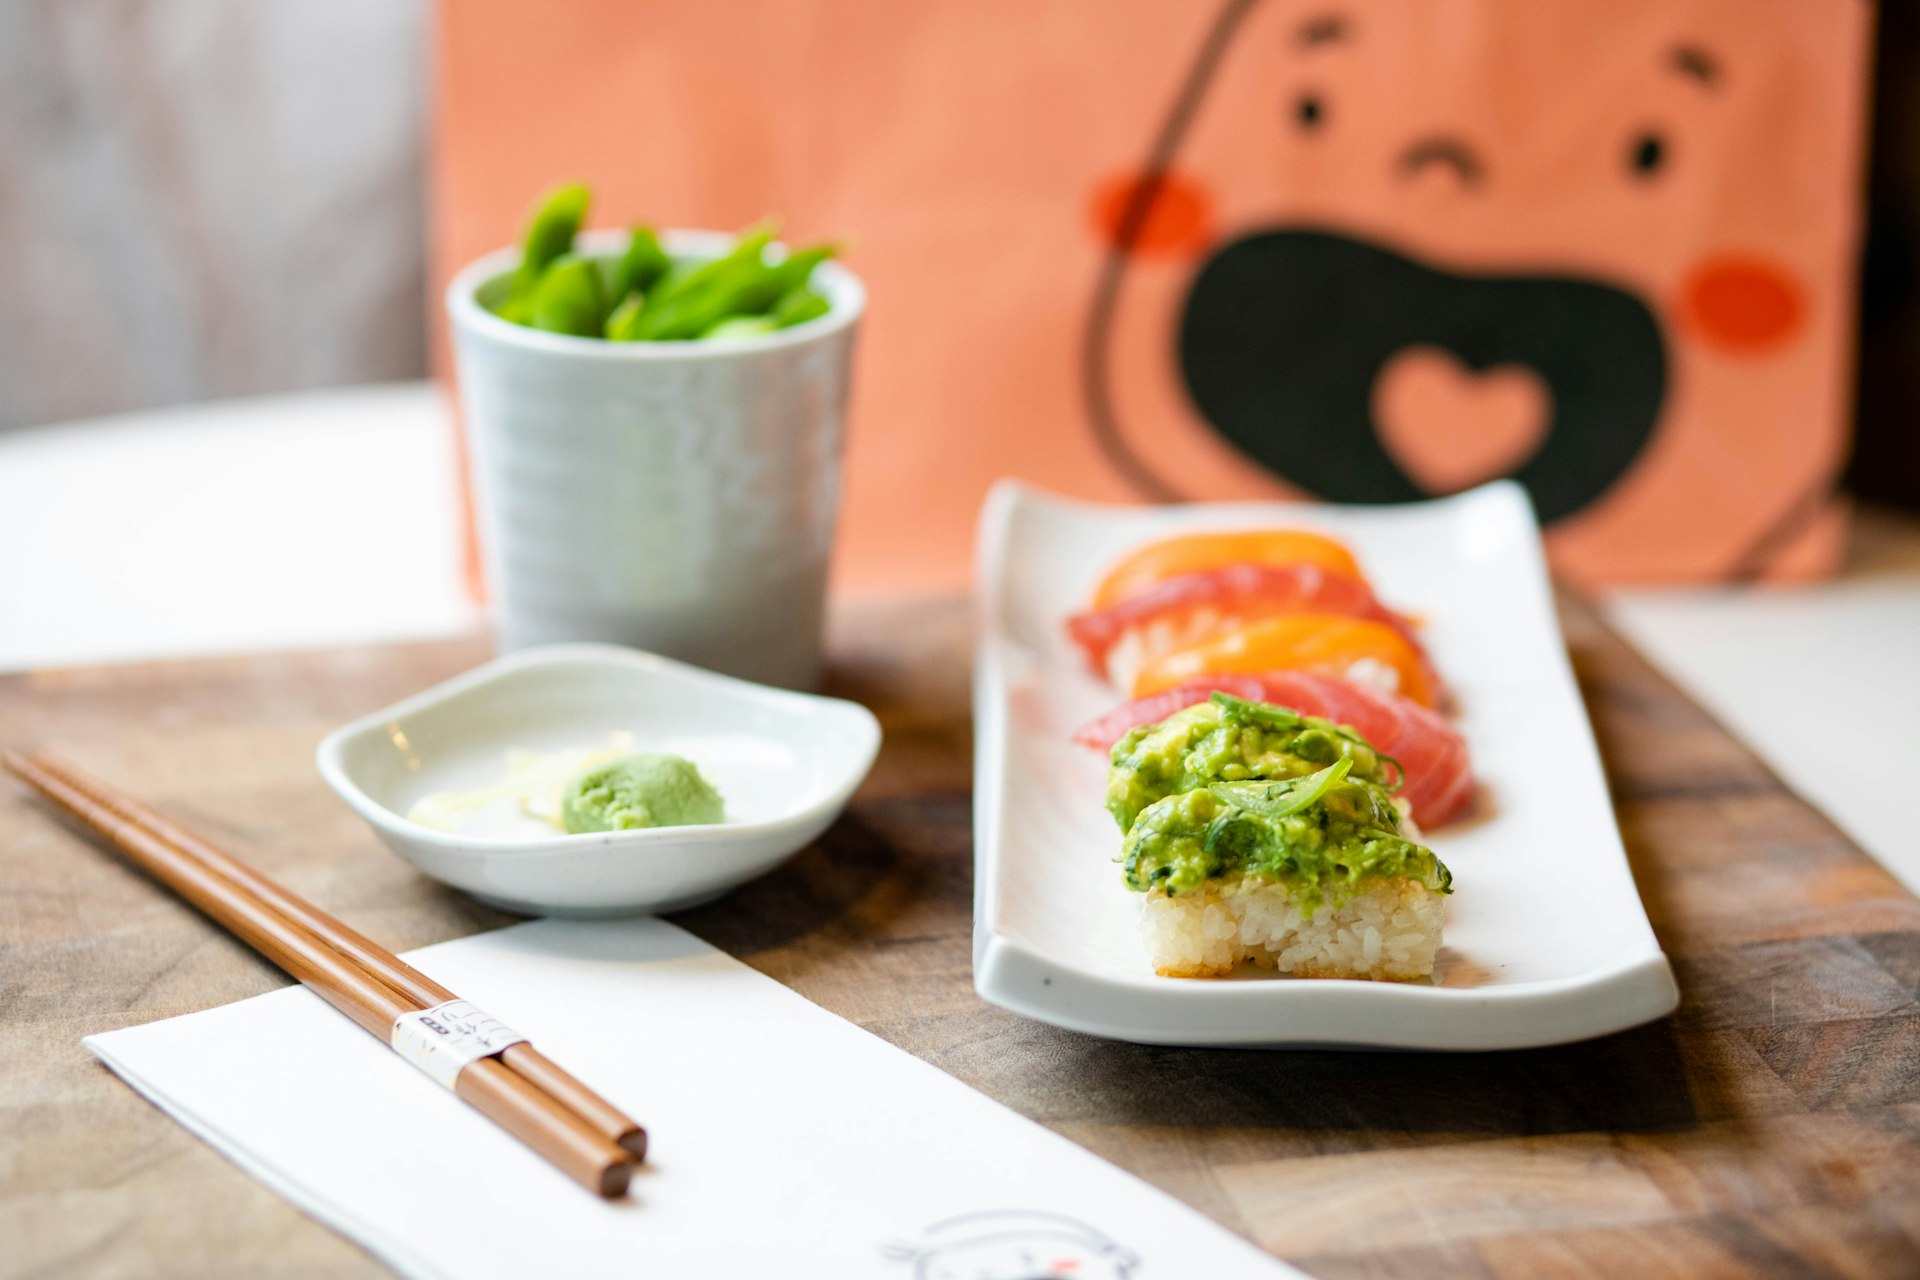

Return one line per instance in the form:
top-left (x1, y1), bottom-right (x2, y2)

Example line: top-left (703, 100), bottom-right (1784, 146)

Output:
top-left (390, 1000), bottom-right (529, 1090)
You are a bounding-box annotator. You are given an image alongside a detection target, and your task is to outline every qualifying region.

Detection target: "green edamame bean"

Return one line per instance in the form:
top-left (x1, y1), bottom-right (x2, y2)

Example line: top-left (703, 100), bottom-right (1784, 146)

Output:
top-left (646, 257), bottom-right (699, 300)
top-left (651, 277), bottom-right (756, 339)
top-left (608, 225), bottom-right (670, 307)
top-left (486, 187), bottom-right (842, 342)
top-left (701, 314), bottom-right (779, 341)
top-left (604, 294), bottom-right (646, 341)
top-left (643, 222), bottom-right (775, 309)
top-left (633, 225), bottom-right (778, 340)
top-left (530, 254), bottom-right (606, 337)
top-left (506, 183), bottom-right (590, 309)
top-left (494, 294), bottom-right (535, 326)
top-left (734, 244), bottom-right (836, 315)
top-left (772, 286), bottom-right (831, 328)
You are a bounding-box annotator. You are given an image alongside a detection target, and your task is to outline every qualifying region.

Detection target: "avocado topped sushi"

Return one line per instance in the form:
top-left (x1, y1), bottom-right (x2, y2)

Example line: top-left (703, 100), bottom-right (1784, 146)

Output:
top-left (1108, 696), bottom-right (1451, 981)
top-left (1106, 692), bottom-right (1402, 833)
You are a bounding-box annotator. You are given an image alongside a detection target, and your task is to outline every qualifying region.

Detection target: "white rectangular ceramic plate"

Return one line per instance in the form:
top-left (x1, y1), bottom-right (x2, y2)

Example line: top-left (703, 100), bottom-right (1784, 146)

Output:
top-left (972, 480), bottom-right (1679, 1050)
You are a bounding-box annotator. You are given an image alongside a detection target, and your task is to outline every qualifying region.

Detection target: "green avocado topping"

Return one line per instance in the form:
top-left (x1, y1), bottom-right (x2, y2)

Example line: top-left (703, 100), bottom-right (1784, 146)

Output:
top-left (1119, 758), bottom-right (1451, 911)
top-left (1105, 692), bottom-right (1400, 835)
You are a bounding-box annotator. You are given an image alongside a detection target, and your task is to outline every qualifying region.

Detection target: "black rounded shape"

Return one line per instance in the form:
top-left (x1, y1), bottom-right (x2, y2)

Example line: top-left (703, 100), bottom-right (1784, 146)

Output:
top-left (1296, 94), bottom-right (1323, 130)
top-left (1631, 132), bottom-right (1665, 176)
top-left (1177, 230), bottom-right (1669, 525)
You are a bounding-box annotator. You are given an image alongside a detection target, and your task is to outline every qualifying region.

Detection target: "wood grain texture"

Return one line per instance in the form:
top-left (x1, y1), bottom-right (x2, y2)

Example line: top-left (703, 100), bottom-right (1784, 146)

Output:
top-left (2, 595), bottom-right (1917, 1277)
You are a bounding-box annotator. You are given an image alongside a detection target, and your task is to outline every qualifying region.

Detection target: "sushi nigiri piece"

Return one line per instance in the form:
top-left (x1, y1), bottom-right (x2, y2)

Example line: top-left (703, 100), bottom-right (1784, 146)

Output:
top-left (1105, 692), bottom-right (1404, 832)
top-left (1132, 613), bottom-right (1439, 707)
top-left (1064, 561), bottom-right (1442, 699)
top-left (1074, 675), bottom-right (1282, 750)
top-left (1089, 529), bottom-right (1364, 610)
top-left (1078, 673), bottom-right (1475, 828)
top-left (1122, 758), bottom-right (1451, 980)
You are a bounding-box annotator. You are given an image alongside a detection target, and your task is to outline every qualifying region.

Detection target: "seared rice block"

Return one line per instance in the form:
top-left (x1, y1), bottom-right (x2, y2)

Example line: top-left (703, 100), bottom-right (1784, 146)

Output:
top-left (1140, 874), bottom-right (1443, 980)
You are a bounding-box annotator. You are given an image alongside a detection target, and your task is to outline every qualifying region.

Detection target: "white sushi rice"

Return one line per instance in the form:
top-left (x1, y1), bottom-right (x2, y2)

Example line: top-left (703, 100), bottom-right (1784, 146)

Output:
top-left (1107, 624), bottom-right (1407, 703)
top-left (1105, 608), bottom-right (1229, 692)
top-left (1140, 874), bottom-right (1443, 980)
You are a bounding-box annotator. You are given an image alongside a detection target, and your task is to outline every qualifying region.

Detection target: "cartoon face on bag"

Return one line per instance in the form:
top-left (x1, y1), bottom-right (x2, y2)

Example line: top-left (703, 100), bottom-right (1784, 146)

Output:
top-left (1087, 0), bottom-right (1866, 583)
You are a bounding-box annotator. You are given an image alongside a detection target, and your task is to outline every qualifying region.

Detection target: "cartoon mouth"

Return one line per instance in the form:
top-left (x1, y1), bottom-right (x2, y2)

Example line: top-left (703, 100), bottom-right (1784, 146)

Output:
top-left (1177, 229), bottom-right (1668, 524)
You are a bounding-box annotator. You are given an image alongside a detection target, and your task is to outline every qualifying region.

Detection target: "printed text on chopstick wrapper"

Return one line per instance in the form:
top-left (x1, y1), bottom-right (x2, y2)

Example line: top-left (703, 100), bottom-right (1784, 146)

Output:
top-left (390, 1000), bottom-right (528, 1089)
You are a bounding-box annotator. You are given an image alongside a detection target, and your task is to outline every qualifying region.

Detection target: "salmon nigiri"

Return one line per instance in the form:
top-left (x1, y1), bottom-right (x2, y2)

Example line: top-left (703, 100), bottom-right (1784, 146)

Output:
top-left (1065, 561), bottom-right (1441, 699)
top-left (1089, 528), bottom-right (1364, 610)
top-left (1131, 614), bottom-right (1438, 707)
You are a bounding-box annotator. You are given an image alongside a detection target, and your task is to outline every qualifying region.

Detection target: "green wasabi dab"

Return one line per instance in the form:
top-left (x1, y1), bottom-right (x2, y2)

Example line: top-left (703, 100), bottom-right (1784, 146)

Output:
top-left (560, 754), bottom-right (725, 833)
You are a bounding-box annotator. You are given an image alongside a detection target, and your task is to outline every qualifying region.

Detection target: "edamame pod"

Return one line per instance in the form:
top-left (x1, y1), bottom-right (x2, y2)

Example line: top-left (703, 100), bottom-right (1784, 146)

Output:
top-left (701, 315), bottom-right (779, 341)
top-left (507, 183), bottom-right (590, 307)
top-left (643, 222), bottom-right (776, 311)
top-left (772, 287), bottom-right (831, 328)
top-left (483, 189), bottom-right (841, 342)
top-left (734, 244), bottom-right (836, 314)
top-left (604, 294), bottom-right (646, 341)
top-left (609, 226), bottom-right (670, 304)
top-left (633, 225), bottom-right (779, 340)
top-left (531, 254), bottom-right (606, 337)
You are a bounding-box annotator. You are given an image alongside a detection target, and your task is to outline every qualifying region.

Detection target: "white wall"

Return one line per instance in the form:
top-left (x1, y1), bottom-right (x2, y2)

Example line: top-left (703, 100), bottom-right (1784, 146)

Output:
top-left (0, 0), bottom-right (427, 429)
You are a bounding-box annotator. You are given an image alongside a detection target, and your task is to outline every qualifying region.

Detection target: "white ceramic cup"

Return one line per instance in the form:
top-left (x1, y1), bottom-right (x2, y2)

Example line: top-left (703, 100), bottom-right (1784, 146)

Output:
top-left (446, 229), bottom-right (864, 690)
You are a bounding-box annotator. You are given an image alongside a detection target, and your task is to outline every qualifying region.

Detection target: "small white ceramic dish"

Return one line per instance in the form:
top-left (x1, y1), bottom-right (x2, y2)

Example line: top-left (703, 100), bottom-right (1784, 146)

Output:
top-left (973, 481), bottom-right (1679, 1050)
top-left (317, 644), bottom-right (881, 917)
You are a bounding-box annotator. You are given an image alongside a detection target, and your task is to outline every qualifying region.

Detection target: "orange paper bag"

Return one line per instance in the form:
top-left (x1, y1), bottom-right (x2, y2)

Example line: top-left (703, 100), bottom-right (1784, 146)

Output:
top-left (435, 0), bottom-right (1871, 590)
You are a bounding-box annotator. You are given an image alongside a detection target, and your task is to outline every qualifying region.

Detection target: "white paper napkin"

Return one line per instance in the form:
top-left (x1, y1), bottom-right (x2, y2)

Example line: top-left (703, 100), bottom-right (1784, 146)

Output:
top-left (85, 918), bottom-right (1299, 1279)
top-left (1607, 579), bottom-right (1920, 896)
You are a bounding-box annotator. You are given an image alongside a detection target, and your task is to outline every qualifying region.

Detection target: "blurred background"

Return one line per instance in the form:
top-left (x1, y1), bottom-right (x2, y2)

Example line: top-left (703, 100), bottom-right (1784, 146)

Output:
top-left (0, 0), bottom-right (426, 428)
top-left (0, 0), bottom-right (1914, 882)
top-left (0, 0), bottom-right (1911, 495)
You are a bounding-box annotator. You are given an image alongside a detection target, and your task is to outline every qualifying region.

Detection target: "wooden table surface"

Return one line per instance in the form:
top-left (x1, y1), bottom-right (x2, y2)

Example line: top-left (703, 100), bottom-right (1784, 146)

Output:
top-left (3, 595), bottom-right (1918, 1279)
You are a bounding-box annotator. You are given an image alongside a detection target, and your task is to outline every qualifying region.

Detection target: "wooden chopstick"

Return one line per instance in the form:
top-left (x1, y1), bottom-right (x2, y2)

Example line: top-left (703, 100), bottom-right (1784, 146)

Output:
top-left (24, 754), bottom-right (647, 1162)
top-left (3, 751), bottom-right (640, 1197)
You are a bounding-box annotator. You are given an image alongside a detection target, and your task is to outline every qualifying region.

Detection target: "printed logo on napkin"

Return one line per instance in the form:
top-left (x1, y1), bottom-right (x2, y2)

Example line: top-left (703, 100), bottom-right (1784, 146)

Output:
top-left (390, 999), bottom-right (528, 1089)
top-left (884, 1211), bottom-right (1139, 1279)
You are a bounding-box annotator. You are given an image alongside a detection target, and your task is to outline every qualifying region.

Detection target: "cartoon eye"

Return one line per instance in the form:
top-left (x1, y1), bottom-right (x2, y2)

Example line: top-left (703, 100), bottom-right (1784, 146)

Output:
top-left (1294, 93), bottom-right (1325, 131)
top-left (1629, 130), bottom-right (1666, 178)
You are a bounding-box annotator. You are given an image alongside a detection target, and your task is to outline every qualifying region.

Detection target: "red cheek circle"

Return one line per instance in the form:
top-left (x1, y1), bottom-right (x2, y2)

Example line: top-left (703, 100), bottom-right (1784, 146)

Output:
top-left (1089, 169), bottom-right (1215, 257)
top-left (1678, 255), bottom-right (1806, 354)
